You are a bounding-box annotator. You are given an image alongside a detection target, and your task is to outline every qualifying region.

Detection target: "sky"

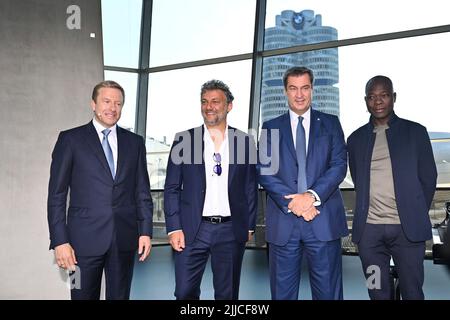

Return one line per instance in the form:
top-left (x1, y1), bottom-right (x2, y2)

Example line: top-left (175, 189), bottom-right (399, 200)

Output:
top-left (102, 0), bottom-right (450, 140)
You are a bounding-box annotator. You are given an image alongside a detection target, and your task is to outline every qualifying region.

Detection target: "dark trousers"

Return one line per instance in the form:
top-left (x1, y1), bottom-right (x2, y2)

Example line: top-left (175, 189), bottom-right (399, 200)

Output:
top-left (174, 221), bottom-right (246, 300)
top-left (268, 217), bottom-right (343, 300)
top-left (357, 223), bottom-right (426, 300)
top-left (70, 234), bottom-right (135, 300)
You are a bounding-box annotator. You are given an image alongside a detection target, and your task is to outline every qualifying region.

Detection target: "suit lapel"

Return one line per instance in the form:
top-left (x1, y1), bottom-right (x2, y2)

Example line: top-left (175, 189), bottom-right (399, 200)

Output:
top-left (308, 109), bottom-right (321, 159)
top-left (116, 126), bottom-right (127, 182)
top-left (363, 122), bottom-right (376, 177)
top-left (227, 127), bottom-right (237, 189)
top-left (195, 126), bottom-right (206, 191)
top-left (280, 112), bottom-right (297, 160)
top-left (84, 122), bottom-right (114, 179)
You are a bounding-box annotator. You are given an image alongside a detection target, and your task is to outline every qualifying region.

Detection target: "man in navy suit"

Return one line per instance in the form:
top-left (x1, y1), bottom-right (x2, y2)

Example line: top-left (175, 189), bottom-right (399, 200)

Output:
top-left (164, 80), bottom-right (257, 300)
top-left (47, 81), bottom-right (153, 300)
top-left (257, 66), bottom-right (348, 300)
top-left (347, 75), bottom-right (437, 300)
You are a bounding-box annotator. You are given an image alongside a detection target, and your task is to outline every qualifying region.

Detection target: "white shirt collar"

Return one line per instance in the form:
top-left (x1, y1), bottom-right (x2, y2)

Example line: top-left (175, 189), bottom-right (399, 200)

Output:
top-left (289, 107), bottom-right (311, 124)
top-left (92, 118), bottom-right (117, 136)
top-left (288, 107), bottom-right (311, 152)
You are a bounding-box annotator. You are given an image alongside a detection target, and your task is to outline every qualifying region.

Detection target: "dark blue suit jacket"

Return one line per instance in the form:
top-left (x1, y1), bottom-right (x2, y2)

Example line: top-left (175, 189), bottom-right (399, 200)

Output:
top-left (47, 122), bottom-right (153, 256)
top-left (258, 110), bottom-right (348, 245)
top-left (347, 113), bottom-right (437, 243)
top-left (164, 126), bottom-right (257, 244)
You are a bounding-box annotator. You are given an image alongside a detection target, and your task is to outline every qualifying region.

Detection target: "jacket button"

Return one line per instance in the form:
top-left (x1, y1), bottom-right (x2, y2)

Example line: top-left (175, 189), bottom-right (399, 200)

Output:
top-left (294, 180), bottom-right (297, 184)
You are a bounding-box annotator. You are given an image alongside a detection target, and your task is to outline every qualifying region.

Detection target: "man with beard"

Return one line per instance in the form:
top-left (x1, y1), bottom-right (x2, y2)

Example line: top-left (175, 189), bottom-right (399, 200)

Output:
top-left (164, 79), bottom-right (257, 300)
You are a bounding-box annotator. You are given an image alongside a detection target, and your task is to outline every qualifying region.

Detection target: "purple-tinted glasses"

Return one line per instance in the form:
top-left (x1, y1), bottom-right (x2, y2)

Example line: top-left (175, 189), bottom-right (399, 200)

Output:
top-left (213, 153), bottom-right (222, 176)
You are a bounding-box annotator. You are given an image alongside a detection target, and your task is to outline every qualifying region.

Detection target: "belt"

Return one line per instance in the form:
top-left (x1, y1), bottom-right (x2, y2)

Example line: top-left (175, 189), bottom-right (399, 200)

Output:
top-left (202, 216), bottom-right (231, 224)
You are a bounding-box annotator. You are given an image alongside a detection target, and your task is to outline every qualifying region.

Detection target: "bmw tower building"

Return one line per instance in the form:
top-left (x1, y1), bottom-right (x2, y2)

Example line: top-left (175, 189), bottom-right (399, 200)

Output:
top-left (261, 10), bottom-right (339, 123)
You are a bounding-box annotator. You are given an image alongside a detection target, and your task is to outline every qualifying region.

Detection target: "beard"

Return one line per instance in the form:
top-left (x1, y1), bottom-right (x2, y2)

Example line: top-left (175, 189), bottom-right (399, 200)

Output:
top-left (202, 112), bottom-right (226, 127)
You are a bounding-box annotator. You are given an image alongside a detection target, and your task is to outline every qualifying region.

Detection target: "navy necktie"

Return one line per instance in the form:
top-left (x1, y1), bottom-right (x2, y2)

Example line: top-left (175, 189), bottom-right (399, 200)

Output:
top-left (101, 129), bottom-right (115, 178)
top-left (296, 116), bottom-right (307, 193)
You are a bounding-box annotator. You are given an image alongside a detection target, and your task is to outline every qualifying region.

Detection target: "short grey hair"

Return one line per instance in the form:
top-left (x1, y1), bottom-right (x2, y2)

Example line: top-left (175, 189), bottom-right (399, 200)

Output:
top-left (200, 79), bottom-right (234, 104)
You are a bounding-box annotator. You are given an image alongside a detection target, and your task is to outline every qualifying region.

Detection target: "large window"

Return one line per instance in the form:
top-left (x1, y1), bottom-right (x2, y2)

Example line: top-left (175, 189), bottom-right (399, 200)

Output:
top-left (265, 0), bottom-right (450, 49)
top-left (101, 0), bottom-right (142, 68)
top-left (102, 0), bottom-right (142, 133)
top-left (339, 33), bottom-right (450, 137)
top-left (102, 0), bottom-right (450, 246)
top-left (339, 34), bottom-right (450, 188)
top-left (149, 0), bottom-right (256, 67)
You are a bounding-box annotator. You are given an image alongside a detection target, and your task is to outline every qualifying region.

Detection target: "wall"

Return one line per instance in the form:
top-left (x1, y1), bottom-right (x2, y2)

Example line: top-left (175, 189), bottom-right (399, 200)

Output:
top-left (0, 0), bottom-right (103, 299)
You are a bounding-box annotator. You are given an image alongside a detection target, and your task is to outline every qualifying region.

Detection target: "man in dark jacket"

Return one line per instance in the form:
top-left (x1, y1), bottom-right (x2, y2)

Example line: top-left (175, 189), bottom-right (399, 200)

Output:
top-left (347, 75), bottom-right (437, 300)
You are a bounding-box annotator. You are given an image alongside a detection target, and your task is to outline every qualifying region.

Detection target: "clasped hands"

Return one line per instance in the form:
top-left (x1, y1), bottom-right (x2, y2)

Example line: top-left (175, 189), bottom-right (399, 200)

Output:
top-left (284, 192), bottom-right (320, 221)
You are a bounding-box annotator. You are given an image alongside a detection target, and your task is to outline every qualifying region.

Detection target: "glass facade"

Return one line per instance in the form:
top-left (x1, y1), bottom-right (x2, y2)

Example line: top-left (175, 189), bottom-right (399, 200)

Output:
top-left (102, 0), bottom-right (450, 246)
top-left (266, 0), bottom-right (450, 44)
top-left (149, 0), bottom-right (256, 67)
top-left (101, 0), bottom-right (142, 68)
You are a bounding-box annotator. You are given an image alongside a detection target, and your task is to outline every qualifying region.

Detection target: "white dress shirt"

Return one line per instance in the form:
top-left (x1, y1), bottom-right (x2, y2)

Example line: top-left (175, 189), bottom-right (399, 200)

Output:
top-left (92, 118), bottom-right (118, 173)
top-left (289, 108), bottom-right (311, 152)
top-left (202, 124), bottom-right (231, 217)
top-left (288, 108), bottom-right (321, 205)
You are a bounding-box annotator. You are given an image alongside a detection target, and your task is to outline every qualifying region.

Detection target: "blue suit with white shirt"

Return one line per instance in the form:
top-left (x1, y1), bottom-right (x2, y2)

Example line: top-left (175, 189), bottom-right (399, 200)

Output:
top-left (257, 109), bottom-right (348, 300)
top-left (47, 120), bottom-right (153, 299)
top-left (164, 125), bottom-right (257, 300)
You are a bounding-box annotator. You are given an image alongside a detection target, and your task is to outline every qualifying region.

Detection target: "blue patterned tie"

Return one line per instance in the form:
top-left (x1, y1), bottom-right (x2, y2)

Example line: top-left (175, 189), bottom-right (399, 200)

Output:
top-left (101, 129), bottom-right (115, 178)
top-left (296, 116), bottom-right (307, 193)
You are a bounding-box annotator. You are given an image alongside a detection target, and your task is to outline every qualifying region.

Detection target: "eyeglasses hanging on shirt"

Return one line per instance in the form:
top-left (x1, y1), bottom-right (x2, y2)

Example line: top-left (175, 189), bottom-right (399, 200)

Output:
top-left (213, 153), bottom-right (222, 176)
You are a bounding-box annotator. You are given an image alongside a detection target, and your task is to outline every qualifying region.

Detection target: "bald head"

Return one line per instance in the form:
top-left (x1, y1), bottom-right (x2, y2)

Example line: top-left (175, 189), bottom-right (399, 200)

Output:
top-left (364, 75), bottom-right (396, 126)
top-left (365, 75), bottom-right (394, 95)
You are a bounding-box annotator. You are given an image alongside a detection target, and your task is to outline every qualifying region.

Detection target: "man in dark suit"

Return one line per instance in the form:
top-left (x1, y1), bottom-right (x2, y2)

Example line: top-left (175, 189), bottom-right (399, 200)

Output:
top-left (347, 75), bottom-right (437, 300)
top-left (257, 66), bottom-right (348, 300)
top-left (164, 79), bottom-right (257, 300)
top-left (47, 80), bottom-right (153, 300)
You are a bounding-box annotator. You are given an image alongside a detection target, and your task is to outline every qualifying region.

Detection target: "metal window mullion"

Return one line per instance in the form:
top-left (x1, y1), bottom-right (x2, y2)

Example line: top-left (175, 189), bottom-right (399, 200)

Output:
top-left (135, 0), bottom-right (152, 138)
top-left (248, 0), bottom-right (266, 133)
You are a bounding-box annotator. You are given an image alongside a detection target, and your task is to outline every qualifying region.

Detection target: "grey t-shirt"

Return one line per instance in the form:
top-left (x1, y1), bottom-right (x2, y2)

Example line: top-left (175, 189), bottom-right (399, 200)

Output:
top-left (367, 124), bottom-right (401, 224)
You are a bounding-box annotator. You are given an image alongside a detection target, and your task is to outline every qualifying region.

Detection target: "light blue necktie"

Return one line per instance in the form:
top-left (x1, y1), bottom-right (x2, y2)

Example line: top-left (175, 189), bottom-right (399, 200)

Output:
top-left (296, 116), bottom-right (307, 193)
top-left (101, 129), bottom-right (115, 178)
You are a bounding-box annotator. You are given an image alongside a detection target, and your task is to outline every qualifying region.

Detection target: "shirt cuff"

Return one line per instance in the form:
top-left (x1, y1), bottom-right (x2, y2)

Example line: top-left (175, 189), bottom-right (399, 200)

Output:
top-left (307, 189), bottom-right (321, 206)
top-left (168, 229), bottom-right (182, 236)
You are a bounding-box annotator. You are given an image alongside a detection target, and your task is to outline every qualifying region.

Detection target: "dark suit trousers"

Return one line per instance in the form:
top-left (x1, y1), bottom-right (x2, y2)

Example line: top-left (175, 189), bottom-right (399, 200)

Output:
top-left (174, 220), bottom-right (246, 300)
top-left (357, 223), bottom-right (426, 300)
top-left (70, 233), bottom-right (135, 300)
top-left (269, 217), bottom-right (343, 300)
